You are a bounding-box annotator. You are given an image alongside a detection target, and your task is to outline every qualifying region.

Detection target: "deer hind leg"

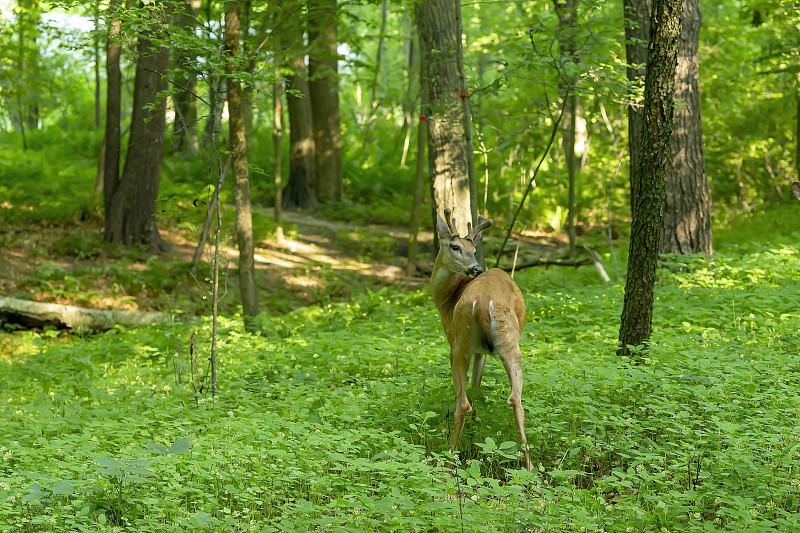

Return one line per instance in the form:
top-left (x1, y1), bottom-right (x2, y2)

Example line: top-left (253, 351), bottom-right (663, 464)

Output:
top-left (499, 345), bottom-right (533, 471)
top-left (471, 353), bottom-right (486, 389)
top-left (449, 348), bottom-right (472, 455)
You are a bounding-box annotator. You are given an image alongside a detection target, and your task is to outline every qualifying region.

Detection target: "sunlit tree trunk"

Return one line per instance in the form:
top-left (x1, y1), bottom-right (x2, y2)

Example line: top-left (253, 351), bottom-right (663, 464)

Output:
top-left (417, 0), bottom-right (476, 239)
top-left (618, 0), bottom-right (682, 356)
top-left (308, 0), bottom-right (342, 203)
top-left (273, 73), bottom-right (285, 243)
top-left (225, 1), bottom-right (259, 325)
top-left (660, 0), bottom-right (712, 255)
top-left (104, 0), bottom-right (170, 252)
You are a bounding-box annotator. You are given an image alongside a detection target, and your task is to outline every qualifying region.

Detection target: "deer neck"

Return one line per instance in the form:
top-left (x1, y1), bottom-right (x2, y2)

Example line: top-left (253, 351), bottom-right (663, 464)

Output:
top-left (431, 254), bottom-right (473, 325)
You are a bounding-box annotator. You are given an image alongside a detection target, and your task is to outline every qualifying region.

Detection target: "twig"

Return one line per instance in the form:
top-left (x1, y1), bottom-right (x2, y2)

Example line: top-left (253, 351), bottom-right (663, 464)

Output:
top-left (493, 88), bottom-right (570, 269)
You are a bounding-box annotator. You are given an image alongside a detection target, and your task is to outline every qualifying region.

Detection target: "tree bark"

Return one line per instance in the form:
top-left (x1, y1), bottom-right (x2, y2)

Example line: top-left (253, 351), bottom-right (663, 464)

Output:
top-left (308, 0), bottom-right (342, 203)
top-left (660, 0), bottom-right (711, 255)
top-left (103, 0), bottom-right (121, 216)
top-left (0, 297), bottom-right (163, 333)
top-left (225, 1), bottom-right (259, 324)
top-left (283, 54), bottom-right (319, 209)
top-left (618, 0), bottom-right (682, 356)
top-left (104, 0), bottom-right (170, 252)
top-left (417, 0), bottom-right (475, 239)
top-left (553, 0), bottom-right (581, 258)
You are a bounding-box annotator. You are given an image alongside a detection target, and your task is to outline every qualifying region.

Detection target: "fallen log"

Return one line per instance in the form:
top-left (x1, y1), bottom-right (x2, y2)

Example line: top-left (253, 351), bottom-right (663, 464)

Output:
top-left (505, 246), bottom-right (611, 282)
top-left (0, 297), bottom-right (164, 332)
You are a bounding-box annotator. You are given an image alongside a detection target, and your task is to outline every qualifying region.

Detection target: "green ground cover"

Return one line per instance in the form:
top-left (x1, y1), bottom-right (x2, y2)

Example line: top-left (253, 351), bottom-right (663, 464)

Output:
top-left (2, 218), bottom-right (800, 531)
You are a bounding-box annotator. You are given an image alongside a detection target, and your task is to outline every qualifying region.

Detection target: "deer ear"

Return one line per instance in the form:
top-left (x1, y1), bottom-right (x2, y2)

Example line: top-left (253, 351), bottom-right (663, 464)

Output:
top-left (436, 214), bottom-right (451, 240)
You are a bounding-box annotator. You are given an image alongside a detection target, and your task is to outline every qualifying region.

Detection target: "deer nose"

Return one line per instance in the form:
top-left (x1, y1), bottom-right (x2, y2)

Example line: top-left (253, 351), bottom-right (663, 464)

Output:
top-left (470, 265), bottom-right (484, 277)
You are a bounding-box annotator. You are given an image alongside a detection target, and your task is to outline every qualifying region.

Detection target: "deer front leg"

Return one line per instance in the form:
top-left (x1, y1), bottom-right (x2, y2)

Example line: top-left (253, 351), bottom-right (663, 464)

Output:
top-left (501, 346), bottom-right (533, 471)
top-left (449, 348), bottom-right (471, 455)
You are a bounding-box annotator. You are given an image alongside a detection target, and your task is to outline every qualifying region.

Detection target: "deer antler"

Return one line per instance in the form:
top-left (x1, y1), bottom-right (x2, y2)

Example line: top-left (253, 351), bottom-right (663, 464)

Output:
top-left (466, 216), bottom-right (493, 243)
top-left (443, 208), bottom-right (460, 238)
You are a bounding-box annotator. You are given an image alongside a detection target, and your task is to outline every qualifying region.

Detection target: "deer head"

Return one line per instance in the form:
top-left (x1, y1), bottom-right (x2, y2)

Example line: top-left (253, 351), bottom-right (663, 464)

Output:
top-left (793, 181), bottom-right (800, 201)
top-left (434, 208), bottom-right (492, 278)
top-left (430, 208), bottom-right (533, 471)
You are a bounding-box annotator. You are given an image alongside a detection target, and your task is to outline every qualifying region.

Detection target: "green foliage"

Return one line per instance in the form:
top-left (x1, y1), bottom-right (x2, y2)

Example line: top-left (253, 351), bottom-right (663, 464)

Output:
top-left (0, 130), bottom-right (100, 221)
top-left (3, 229), bottom-right (800, 531)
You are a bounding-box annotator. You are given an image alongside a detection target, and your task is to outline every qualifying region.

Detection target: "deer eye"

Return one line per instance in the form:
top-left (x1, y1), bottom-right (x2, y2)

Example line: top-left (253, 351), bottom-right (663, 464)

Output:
top-left (449, 243), bottom-right (460, 252)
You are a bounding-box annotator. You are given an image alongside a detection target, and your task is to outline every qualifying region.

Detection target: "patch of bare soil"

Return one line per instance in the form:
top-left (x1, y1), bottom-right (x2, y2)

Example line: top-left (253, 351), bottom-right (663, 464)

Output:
top-left (0, 209), bottom-right (571, 319)
top-left (0, 212), bottom-right (431, 316)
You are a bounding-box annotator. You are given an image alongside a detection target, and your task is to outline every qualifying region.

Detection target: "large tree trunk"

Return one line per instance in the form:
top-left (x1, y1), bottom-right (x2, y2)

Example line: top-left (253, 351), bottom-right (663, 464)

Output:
top-left (283, 55), bottom-right (319, 209)
top-left (660, 0), bottom-right (712, 255)
top-left (225, 1), bottom-right (259, 324)
top-left (417, 0), bottom-right (476, 238)
top-left (618, 0), bottom-right (682, 356)
top-left (103, 0), bottom-right (121, 214)
top-left (104, 1), bottom-right (170, 252)
top-left (308, 0), bottom-right (342, 203)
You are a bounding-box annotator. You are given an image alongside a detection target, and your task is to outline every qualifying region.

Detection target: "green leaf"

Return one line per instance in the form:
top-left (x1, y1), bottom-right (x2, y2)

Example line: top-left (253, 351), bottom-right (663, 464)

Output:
top-left (94, 456), bottom-right (123, 468)
top-left (168, 437), bottom-right (194, 455)
top-left (144, 442), bottom-right (169, 455)
top-left (51, 480), bottom-right (74, 495)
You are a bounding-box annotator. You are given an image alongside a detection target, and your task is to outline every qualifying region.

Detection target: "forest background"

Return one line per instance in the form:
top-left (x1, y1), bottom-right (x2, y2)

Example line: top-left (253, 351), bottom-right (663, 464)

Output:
top-left (1, 0), bottom-right (800, 531)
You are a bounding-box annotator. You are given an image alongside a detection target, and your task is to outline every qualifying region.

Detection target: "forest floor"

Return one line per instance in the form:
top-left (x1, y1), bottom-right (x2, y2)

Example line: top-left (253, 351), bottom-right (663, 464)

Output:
top-left (0, 210), bottom-right (570, 319)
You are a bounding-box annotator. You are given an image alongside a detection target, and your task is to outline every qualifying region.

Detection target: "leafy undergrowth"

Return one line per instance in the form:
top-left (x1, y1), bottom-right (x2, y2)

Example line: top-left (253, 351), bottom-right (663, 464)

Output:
top-left (1, 238), bottom-right (800, 532)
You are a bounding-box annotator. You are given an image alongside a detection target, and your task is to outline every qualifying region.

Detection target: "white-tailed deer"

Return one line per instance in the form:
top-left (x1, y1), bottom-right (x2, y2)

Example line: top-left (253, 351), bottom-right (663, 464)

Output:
top-left (793, 182), bottom-right (800, 201)
top-left (431, 208), bottom-right (532, 471)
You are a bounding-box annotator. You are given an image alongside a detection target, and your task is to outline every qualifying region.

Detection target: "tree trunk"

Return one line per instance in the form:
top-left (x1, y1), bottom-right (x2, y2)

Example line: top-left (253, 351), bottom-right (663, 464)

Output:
top-left (417, 0), bottom-right (475, 238)
top-left (405, 114), bottom-right (427, 276)
top-left (283, 54), bottom-right (319, 209)
top-left (201, 75), bottom-right (227, 153)
top-left (171, 0), bottom-right (201, 158)
top-left (565, 93), bottom-right (579, 257)
top-left (308, 0), bottom-right (342, 203)
top-left (399, 16), bottom-right (417, 168)
top-left (362, 0), bottom-right (389, 155)
top-left (103, 0), bottom-right (121, 215)
top-left (622, 0), bottom-right (651, 213)
top-left (104, 1), bottom-right (170, 252)
top-left (93, 3), bottom-right (101, 130)
top-left (618, 0), bottom-right (682, 356)
top-left (273, 74), bottom-right (285, 242)
top-left (225, 1), bottom-right (259, 325)
top-left (660, 0), bottom-right (711, 255)
top-left (553, 0), bottom-right (581, 258)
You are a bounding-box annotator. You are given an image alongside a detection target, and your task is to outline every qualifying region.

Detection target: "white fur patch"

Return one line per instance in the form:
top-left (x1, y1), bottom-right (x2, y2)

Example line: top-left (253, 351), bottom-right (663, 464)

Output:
top-left (489, 300), bottom-right (498, 337)
top-left (472, 300), bottom-right (477, 318)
